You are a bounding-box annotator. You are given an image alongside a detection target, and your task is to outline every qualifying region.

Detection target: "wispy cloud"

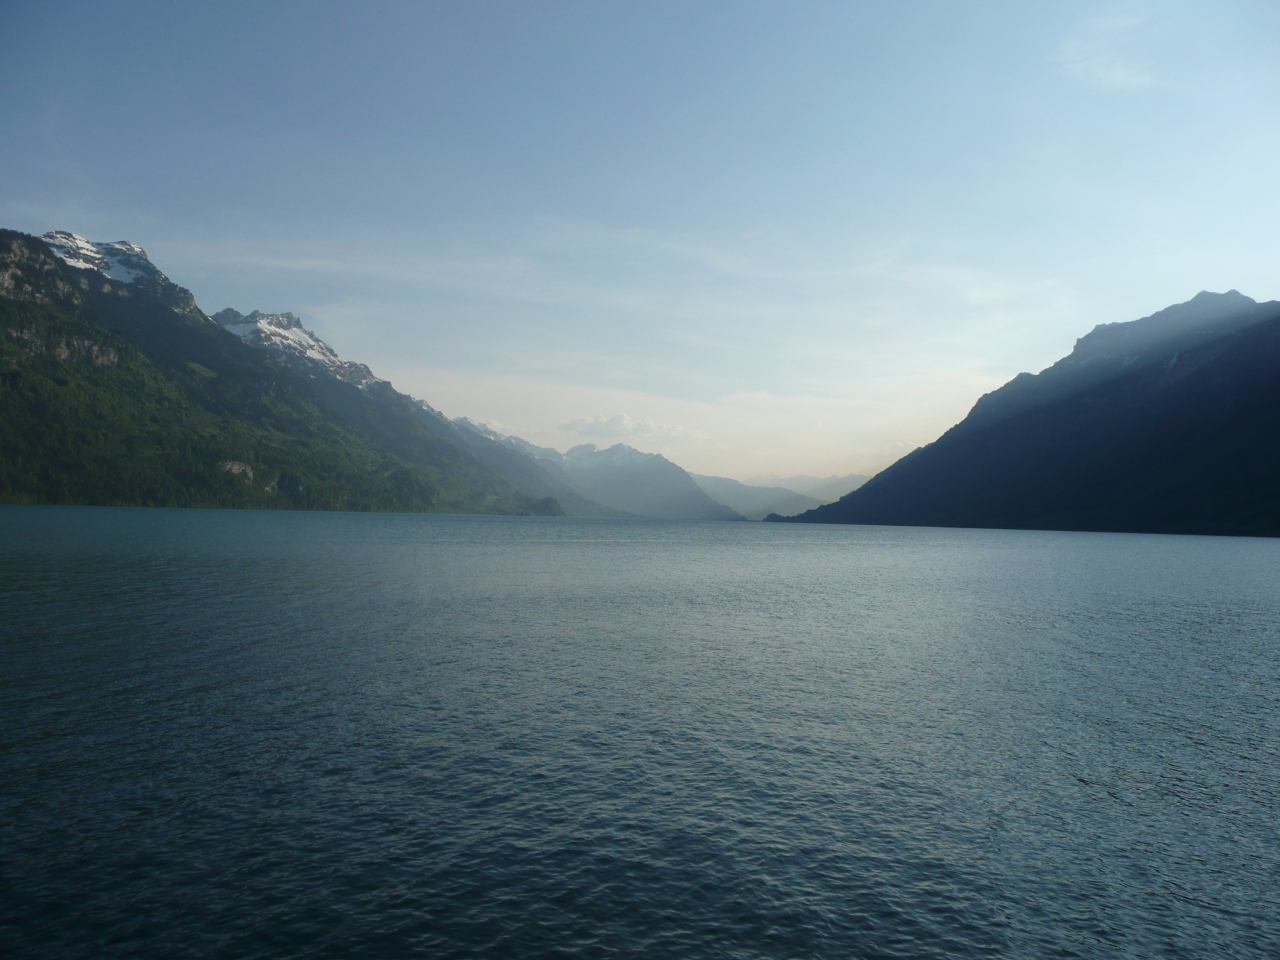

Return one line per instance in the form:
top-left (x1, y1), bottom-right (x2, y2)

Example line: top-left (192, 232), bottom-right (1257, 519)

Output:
top-left (1055, 16), bottom-right (1157, 90)
top-left (559, 413), bottom-right (701, 441)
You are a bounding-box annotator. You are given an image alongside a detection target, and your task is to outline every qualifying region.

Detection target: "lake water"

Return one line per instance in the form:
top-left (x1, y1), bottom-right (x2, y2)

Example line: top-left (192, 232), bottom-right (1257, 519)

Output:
top-left (3, 506), bottom-right (1279, 958)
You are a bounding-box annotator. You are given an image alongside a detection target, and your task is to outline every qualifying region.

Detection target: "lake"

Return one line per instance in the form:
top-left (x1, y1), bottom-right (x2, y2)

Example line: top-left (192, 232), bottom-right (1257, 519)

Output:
top-left (3, 506), bottom-right (1278, 958)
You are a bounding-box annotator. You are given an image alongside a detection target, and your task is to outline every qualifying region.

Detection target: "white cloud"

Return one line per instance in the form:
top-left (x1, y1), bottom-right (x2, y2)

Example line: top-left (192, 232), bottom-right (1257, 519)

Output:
top-left (559, 413), bottom-right (701, 442)
top-left (1055, 16), bottom-right (1157, 90)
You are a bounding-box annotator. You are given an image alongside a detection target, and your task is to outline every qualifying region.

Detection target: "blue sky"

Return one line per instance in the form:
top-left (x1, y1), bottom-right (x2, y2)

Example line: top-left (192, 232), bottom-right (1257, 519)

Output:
top-left (3, 1), bottom-right (1278, 477)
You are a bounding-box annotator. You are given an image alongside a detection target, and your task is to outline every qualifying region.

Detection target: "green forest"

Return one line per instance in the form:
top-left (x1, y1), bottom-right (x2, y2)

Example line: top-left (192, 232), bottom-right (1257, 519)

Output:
top-left (0, 231), bottom-right (561, 515)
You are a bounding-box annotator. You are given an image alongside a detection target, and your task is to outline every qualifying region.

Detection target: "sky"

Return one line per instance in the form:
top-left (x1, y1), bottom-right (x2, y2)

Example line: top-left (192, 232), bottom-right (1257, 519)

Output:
top-left (3, 1), bottom-right (1278, 479)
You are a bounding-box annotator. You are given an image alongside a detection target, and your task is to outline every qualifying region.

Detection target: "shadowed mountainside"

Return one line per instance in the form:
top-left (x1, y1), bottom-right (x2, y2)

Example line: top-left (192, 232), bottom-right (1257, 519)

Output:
top-left (774, 291), bottom-right (1280, 537)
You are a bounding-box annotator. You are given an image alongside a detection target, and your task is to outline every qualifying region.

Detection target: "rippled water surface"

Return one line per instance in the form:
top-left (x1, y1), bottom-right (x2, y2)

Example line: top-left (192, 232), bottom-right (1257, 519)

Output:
top-left (3, 507), bottom-right (1279, 958)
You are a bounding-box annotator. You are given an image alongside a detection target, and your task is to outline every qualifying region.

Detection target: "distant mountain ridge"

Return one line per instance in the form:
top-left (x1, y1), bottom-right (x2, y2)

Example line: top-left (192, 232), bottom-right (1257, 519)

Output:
top-left (555, 443), bottom-right (744, 521)
top-left (211, 309), bottom-right (385, 389)
top-left (3, 228), bottom-right (754, 520)
top-left (745, 473), bottom-right (868, 503)
top-left (453, 418), bottom-right (744, 520)
top-left (775, 290), bottom-right (1280, 537)
top-left (691, 475), bottom-right (821, 520)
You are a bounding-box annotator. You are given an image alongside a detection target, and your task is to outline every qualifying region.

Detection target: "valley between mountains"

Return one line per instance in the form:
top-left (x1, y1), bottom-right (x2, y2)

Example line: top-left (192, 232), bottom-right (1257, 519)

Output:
top-left (0, 230), bottom-right (859, 520)
top-left (4, 228), bottom-right (1278, 536)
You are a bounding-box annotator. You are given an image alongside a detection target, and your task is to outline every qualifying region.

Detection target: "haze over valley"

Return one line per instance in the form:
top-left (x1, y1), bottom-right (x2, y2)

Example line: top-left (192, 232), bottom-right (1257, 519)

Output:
top-left (6, 228), bottom-right (1279, 535)
top-left (1, 229), bottom-right (872, 521)
top-left (5, 3), bottom-right (1278, 487)
top-left (7, 6), bottom-right (1280, 959)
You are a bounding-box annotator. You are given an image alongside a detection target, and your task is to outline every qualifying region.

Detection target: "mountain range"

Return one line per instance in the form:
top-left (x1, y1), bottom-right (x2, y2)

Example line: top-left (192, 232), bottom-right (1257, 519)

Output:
top-left (16, 228), bottom-right (1268, 535)
top-left (2, 230), bottom-right (561, 513)
top-left (453, 419), bottom-right (743, 520)
top-left (0, 229), bottom-right (778, 519)
top-left (773, 290), bottom-right (1280, 537)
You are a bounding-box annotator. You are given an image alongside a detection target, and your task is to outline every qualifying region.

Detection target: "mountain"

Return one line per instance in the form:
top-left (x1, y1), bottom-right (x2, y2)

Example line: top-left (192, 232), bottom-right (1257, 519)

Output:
top-left (556, 444), bottom-right (744, 520)
top-left (41, 230), bottom-right (207, 319)
top-left (962, 290), bottom-right (1273, 429)
top-left (1, 229), bottom-right (563, 514)
top-left (773, 291), bottom-right (1280, 537)
top-left (211, 309), bottom-right (384, 388)
top-left (449, 418), bottom-right (630, 517)
top-left (691, 475), bottom-right (821, 520)
top-left (200, 311), bottom-right (616, 516)
top-left (745, 473), bottom-right (869, 503)
top-left (453, 419), bottom-right (744, 521)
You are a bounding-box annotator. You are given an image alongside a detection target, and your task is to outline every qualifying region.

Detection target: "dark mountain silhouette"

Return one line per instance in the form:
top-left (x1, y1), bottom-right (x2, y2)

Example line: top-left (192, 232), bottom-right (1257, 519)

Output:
top-left (773, 291), bottom-right (1280, 537)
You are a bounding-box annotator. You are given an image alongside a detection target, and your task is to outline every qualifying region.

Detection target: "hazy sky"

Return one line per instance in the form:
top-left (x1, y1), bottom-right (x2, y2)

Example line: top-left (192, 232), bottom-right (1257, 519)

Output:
top-left (3, 2), bottom-right (1278, 478)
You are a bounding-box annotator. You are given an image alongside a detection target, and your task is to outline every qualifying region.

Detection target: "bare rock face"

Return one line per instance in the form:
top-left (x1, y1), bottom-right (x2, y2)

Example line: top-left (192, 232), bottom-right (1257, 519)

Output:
top-left (220, 461), bottom-right (255, 483)
top-left (0, 235), bottom-right (84, 306)
top-left (2, 324), bottom-right (118, 369)
top-left (41, 231), bottom-right (208, 321)
top-left (53, 337), bottom-right (118, 366)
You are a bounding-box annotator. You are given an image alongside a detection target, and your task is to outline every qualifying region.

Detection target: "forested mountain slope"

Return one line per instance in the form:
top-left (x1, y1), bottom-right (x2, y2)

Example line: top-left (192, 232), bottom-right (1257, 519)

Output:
top-left (0, 229), bottom-right (560, 514)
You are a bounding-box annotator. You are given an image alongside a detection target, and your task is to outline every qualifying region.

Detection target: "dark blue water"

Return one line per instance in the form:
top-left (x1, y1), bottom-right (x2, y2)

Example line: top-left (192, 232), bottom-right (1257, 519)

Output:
top-left (3, 507), bottom-right (1279, 958)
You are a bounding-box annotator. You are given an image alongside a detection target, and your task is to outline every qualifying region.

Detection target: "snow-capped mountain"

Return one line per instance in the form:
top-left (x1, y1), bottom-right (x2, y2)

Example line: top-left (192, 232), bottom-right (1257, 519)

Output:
top-left (41, 231), bottom-right (158, 284)
top-left (40, 231), bottom-right (391, 391)
top-left (37, 229), bottom-right (731, 520)
top-left (42, 230), bottom-right (206, 319)
top-left (3, 227), bottom-right (563, 516)
top-left (210, 309), bottom-right (383, 389)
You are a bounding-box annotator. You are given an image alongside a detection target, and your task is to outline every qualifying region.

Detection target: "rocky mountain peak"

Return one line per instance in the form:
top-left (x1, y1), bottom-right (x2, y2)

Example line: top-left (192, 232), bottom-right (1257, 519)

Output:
top-left (1070, 289), bottom-right (1262, 364)
top-left (212, 307), bottom-right (384, 389)
top-left (966, 289), bottom-right (1278, 427)
top-left (41, 230), bottom-right (206, 320)
top-left (42, 231), bottom-right (161, 286)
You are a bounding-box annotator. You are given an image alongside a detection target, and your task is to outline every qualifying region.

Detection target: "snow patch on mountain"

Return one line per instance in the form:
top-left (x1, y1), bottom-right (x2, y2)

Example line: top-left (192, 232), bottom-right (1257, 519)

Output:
top-left (39, 230), bottom-right (438, 399)
top-left (42, 231), bottom-right (159, 285)
top-left (452, 417), bottom-right (565, 460)
top-left (41, 230), bottom-right (210, 320)
top-left (211, 309), bottom-right (385, 389)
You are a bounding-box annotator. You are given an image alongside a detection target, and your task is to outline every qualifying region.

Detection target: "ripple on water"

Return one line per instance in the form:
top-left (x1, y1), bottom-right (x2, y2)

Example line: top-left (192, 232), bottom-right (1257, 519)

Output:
top-left (2, 507), bottom-right (1279, 958)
